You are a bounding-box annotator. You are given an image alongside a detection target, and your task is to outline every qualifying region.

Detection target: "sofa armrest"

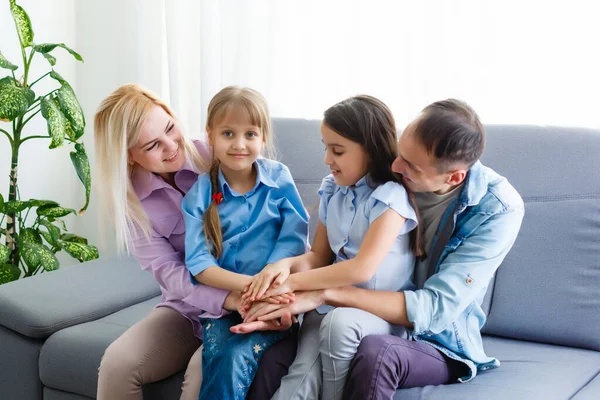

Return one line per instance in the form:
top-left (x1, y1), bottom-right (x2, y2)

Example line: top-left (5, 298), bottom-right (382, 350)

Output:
top-left (0, 256), bottom-right (160, 339)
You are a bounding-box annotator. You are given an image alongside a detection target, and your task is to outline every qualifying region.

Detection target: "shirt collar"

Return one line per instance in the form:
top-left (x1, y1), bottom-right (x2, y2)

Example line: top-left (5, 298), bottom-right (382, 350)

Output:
top-left (217, 158), bottom-right (279, 197)
top-left (131, 157), bottom-right (197, 201)
top-left (458, 161), bottom-right (488, 207)
top-left (340, 174), bottom-right (370, 194)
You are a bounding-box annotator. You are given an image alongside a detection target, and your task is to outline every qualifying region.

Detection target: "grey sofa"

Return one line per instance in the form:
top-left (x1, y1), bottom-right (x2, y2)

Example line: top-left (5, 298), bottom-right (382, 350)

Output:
top-left (1, 119), bottom-right (599, 400)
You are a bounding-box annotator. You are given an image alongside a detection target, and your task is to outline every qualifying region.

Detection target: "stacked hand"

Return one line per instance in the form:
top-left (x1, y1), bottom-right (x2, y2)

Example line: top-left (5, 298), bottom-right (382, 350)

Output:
top-left (230, 260), bottom-right (297, 334)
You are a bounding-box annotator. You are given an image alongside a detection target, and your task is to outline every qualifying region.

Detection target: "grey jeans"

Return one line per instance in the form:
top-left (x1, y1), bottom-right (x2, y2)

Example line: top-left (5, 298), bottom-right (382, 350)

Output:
top-left (272, 307), bottom-right (407, 400)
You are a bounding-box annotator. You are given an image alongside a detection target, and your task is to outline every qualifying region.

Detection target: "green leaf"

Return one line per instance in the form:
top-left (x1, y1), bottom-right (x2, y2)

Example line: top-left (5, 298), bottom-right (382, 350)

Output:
top-left (3, 200), bottom-right (29, 213)
top-left (0, 83), bottom-right (29, 121)
top-left (20, 227), bottom-right (42, 245)
top-left (0, 263), bottom-right (20, 284)
top-left (55, 219), bottom-right (67, 230)
top-left (21, 243), bottom-right (59, 272)
top-left (60, 233), bottom-right (88, 245)
top-left (40, 96), bottom-right (65, 148)
top-left (41, 52), bottom-right (56, 66)
top-left (28, 199), bottom-right (59, 208)
top-left (39, 230), bottom-right (53, 246)
top-left (36, 205), bottom-right (75, 218)
top-left (0, 51), bottom-right (18, 71)
top-left (50, 96), bottom-right (74, 140)
top-left (0, 76), bottom-right (19, 87)
top-left (0, 244), bottom-right (10, 264)
top-left (57, 85), bottom-right (85, 139)
top-left (10, 0), bottom-right (34, 47)
top-left (24, 88), bottom-right (35, 106)
top-left (59, 241), bottom-right (98, 262)
top-left (32, 43), bottom-right (83, 62)
top-left (49, 70), bottom-right (68, 86)
top-left (39, 220), bottom-right (60, 244)
top-left (0, 193), bottom-right (4, 213)
top-left (70, 143), bottom-right (91, 213)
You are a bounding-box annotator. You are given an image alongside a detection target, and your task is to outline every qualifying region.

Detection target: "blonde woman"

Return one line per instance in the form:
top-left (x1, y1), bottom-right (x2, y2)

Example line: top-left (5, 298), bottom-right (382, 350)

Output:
top-left (93, 84), bottom-right (294, 399)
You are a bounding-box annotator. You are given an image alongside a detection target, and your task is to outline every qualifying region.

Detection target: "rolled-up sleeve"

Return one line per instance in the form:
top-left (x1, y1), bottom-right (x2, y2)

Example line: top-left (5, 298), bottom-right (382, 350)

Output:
top-left (404, 206), bottom-right (524, 334)
top-left (267, 166), bottom-right (309, 264)
top-left (129, 224), bottom-right (229, 318)
top-left (181, 176), bottom-right (221, 277)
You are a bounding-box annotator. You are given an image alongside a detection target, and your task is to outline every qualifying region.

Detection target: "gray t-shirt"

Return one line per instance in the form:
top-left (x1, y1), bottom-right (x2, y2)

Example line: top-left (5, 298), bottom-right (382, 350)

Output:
top-left (414, 184), bottom-right (463, 288)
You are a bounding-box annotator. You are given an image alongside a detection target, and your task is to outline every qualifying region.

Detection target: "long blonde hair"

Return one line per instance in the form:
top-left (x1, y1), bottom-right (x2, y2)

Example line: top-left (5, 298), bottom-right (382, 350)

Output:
top-left (203, 86), bottom-right (274, 258)
top-left (94, 84), bottom-right (209, 253)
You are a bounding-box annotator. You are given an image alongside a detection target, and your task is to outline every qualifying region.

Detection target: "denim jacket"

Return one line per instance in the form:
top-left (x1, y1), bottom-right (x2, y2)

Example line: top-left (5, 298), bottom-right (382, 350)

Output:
top-left (404, 161), bottom-right (524, 382)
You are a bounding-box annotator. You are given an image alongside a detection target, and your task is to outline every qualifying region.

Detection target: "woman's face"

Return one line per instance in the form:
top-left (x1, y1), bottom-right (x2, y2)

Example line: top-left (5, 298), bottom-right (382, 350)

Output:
top-left (129, 105), bottom-right (186, 177)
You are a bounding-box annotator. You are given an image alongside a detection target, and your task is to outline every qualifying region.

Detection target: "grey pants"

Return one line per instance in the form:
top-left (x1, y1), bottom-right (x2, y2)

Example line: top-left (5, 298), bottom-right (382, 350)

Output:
top-left (272, 307), bottom-right (407, 400)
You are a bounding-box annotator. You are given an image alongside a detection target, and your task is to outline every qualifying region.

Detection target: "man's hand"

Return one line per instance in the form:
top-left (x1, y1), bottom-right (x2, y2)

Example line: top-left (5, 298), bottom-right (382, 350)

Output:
top-left (230, 310), bottom-right (296, 334)
top-left (243, 259), bottom-right (294, 302)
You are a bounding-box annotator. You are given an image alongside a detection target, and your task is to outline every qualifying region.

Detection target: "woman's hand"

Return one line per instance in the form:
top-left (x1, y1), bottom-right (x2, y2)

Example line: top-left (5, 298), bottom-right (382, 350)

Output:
top-left (243, 259), bottom-right (294, 302)
top-left (223, 291), bottom-right (243, 313)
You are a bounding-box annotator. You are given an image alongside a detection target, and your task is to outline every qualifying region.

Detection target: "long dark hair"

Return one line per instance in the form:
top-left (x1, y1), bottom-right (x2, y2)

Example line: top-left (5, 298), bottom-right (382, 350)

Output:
top-left (323, 95), bottom-right (424, 257)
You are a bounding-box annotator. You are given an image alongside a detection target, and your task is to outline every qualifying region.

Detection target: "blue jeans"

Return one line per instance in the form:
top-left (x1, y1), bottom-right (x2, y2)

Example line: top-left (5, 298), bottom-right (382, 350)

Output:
top-left (199, 313), bottom-right (290, 400)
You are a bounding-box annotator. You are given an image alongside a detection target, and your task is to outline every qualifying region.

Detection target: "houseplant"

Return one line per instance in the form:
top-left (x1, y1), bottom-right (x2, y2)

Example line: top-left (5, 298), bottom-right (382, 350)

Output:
top-left (0, 0), bottom-right (98, 284)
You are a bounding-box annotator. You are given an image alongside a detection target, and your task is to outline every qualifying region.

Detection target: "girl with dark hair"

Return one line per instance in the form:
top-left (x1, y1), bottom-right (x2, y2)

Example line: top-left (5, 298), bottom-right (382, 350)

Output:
top-left (241, 95), bottom-right (422, 400)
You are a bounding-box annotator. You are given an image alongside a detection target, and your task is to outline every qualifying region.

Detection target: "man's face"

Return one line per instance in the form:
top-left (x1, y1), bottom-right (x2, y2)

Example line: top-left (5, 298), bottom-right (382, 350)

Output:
top-left (391, 124), bottom-right (466, 194)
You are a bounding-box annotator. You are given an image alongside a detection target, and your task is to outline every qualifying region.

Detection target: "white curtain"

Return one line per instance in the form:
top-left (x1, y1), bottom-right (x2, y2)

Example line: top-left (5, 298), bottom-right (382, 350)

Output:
top-left (192, 0), bottom-right (600, 128)
top-left (73, 0), bottom-right (599, 258)
top-left (79, 0), bottom-right (600, 133)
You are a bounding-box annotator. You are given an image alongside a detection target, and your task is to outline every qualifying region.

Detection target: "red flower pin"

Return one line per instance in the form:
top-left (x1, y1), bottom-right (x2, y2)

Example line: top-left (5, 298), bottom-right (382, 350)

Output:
top-left (212, 192), bottom-right (224, 205)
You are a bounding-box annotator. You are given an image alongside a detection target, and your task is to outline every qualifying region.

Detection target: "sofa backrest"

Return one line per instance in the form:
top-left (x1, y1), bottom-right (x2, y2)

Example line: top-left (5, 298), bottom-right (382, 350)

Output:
top-left (480, 125), bottom-right (600, 351)
top-left (274, 119), bottom-right (600, 352)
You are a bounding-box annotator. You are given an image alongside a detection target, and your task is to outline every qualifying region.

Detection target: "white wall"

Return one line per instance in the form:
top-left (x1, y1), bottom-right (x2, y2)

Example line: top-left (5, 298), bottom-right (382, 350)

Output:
top-left (0, 0), bottom-right (80, 266)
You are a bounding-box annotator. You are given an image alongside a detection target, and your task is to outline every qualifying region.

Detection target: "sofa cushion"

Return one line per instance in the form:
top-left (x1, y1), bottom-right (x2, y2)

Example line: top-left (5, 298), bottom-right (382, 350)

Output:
top-left (573, 373), bottom-right (600, 399)
top-left (479, 126), bottom-right (600, 350)
top-left (39, 297), bottom-right (185, 399)
top-left (0, 256), bottom-right (160, 338)
top-left (395, 336), bottom-right (600, 399)
top-left (482, 197), bottom-right (600, 350)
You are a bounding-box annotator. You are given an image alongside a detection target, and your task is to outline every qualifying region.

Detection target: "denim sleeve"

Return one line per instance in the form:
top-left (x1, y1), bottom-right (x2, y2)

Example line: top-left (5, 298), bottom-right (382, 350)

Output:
top-left (182, 174), bottom-right (220, 278)
top-left (404, 206), bottom-right (524, 335)
top-left (267, 165), bottom-right (310, 264)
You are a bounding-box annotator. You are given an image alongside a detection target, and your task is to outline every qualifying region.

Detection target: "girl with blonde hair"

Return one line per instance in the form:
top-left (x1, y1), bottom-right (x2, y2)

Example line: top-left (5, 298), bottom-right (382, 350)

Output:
top-left (94, 84), bottom-right (292, 399)
top-left (181, 86), bottom-right (309, 399)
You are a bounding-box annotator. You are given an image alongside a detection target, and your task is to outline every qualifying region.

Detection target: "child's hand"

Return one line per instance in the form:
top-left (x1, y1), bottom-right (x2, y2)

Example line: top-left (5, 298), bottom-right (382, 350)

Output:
top-left (243, 259), bottom-right (292, 302)
top-left (262, 280), bottom-right (293, 299)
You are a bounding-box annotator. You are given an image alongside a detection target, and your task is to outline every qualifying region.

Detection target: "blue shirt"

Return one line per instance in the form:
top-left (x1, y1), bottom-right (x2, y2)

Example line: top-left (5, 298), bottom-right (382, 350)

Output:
top-left (317, 174), bottom-right (418, 313)
top-left (182, 158), bottom-right (309, 277)
top-left (404, 161), bottom-right (524, 382)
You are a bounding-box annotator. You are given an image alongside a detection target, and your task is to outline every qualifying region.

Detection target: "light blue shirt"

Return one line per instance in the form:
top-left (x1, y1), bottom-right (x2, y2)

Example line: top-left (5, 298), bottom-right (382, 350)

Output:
top-left (317, 174), bottom-right (418, 313)
top-left (182, 158), bottom-right (309, 277)
top-left (404, 162), bottom-right (524, 382)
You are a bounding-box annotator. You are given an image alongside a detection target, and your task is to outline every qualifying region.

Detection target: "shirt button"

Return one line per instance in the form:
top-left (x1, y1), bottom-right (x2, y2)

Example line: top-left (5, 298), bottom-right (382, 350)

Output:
top-left (342, 237), bottom-right (347, 242)
top-left (230, 244), bottom-right (237, 249)
top-left (241, 227), bottom-right (247, 232)
top-left (349, 206), bottom-right (354, 211)
top-left (240, 198), bottom-right (246, 203)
